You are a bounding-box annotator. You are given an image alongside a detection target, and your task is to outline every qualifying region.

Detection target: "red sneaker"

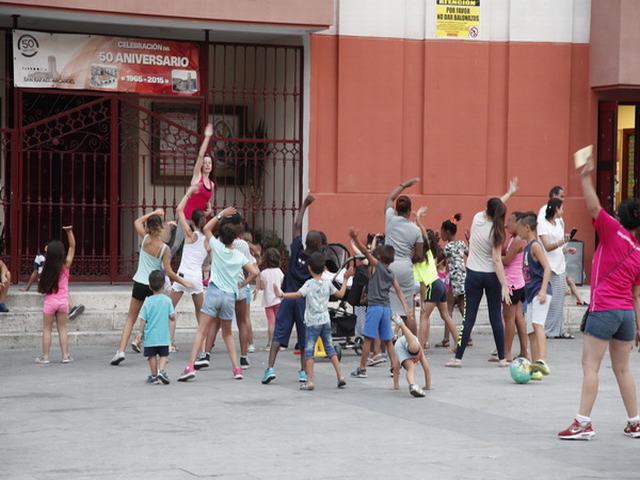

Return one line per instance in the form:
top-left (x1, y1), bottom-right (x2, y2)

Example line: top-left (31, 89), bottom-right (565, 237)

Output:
top-left (624, 421), bottom-right (640, 438)
top-left (558, 419), bottom-right (595, 440)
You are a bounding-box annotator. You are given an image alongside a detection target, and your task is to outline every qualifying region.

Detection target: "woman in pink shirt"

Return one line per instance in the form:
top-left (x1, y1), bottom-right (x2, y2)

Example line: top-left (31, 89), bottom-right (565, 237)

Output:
top-left (501, 212), bottom-right (528, 362)
top-left (171, 123), bottom-right (216, 255)
top-left (558, 157), bottom-right (640, 440)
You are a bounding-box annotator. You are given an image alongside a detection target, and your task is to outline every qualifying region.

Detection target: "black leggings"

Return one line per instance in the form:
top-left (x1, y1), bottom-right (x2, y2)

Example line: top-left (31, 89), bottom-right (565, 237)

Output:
top-left (455, 269), bottom-right (505, 360)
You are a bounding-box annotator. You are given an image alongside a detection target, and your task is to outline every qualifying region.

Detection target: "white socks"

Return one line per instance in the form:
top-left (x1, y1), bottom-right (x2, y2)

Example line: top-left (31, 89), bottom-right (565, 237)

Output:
top-left (627, 415), bottom-right (640, 423)
top-left (575, 414), bottom-right (591, 424)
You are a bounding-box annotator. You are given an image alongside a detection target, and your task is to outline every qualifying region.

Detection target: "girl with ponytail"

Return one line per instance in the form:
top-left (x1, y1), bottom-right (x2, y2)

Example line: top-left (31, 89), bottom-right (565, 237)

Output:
top-left (446, 178), bottom-right (518, 368)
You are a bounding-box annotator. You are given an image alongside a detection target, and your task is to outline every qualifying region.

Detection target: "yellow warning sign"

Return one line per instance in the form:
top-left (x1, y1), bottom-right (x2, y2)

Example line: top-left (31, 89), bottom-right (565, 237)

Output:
top-left (436, 0), bottom-right (480, 39)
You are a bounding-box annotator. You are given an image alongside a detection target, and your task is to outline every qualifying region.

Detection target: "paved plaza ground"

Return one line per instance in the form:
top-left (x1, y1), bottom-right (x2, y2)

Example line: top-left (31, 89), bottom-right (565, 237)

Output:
top-left (2, 333), bottom-right (639, 479)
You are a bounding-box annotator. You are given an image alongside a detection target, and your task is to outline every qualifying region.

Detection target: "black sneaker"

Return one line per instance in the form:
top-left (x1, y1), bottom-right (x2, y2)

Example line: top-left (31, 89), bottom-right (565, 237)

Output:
top-left (350, 367), bottom-right (367, 378)
top-left (194, 352), bottom-right (210, 370)
top-left (146, 375), bottom-right (159, 385)
top-left (157, 370), bottom-right (170, 385)
top-left (0, 303), bottom-right (9, 313)
top-left (68, 304), bottom-right (85, 320)
top-left (240, 356), bottom-right (250, 370)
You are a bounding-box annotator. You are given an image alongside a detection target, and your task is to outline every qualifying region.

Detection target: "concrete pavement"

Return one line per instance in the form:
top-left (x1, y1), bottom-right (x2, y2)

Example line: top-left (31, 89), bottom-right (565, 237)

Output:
top-left (1, 333), bottom-right (639, 479)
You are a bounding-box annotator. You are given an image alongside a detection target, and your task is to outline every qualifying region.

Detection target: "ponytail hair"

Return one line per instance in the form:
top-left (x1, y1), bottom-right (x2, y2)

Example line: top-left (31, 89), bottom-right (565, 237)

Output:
top-left (423, 229), bottom-right (439, 264)
top-left (545, 198), bottom-right (563, 221)
top-left (486, 197), bottom-right (506, 248)
top-left (441, 213), bottom-right (462, 236)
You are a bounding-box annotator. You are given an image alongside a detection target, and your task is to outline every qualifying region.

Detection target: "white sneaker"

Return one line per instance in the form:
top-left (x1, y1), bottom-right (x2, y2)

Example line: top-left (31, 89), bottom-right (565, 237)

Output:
top-left (110, 351), bottom-right (125, 366)
top-left (248, 344), bottom-right (256, 354)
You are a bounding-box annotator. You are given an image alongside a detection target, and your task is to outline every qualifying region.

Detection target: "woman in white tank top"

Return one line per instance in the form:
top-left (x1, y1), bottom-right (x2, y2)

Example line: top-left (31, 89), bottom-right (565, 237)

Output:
top-left (169, 186), bottom-right (210, 351)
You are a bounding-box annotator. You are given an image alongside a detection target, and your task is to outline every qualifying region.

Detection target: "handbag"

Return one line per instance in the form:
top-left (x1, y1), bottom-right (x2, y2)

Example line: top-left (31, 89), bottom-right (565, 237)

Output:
top-left (580, 247), bottom-right (635, 332)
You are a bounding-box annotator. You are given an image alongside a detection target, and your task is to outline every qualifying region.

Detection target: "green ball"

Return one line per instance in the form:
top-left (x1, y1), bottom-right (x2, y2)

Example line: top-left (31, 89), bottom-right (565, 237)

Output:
top-left (510, 357), bottom-right (532, 384)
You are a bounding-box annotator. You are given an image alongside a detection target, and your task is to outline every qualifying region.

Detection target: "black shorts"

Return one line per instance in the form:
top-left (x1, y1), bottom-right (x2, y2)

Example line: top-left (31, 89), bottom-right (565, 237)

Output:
top-left (132, 281), bottom-right (153, 301)
top-left (144, 345), bottom-right (169, 358)
top-left (509, 287), bottom-right (525, 305)
top-left (425, 279), bottom-right (447, 303)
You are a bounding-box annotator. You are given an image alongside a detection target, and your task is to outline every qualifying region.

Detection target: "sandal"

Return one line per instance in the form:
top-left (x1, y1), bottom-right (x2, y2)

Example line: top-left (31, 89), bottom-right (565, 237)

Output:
top-left (556, 332), bottom-right (575, 339)
top-left (300, 383), bottom-right (315, 391)
top-left (435, 339), bottom-right (450, 348)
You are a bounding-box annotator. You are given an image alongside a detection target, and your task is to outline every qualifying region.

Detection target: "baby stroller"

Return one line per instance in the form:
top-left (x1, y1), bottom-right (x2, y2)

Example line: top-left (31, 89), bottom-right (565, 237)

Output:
top-left (323, 243), bottom-right (365, 360)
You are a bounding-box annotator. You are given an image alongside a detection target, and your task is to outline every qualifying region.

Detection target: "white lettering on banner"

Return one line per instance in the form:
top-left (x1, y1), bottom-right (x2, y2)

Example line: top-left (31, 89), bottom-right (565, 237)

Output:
top-left (117, 41), bottom-right (168, 52)
top-left (102, 52), bottom-right (189, 67)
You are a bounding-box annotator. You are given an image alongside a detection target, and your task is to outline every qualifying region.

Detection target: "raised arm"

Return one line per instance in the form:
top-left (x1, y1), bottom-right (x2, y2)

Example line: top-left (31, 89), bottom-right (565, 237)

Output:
top-left (62, 226), bottom-right (76, 267)
top-left (202, 206), bottom-right (237, 241)
top-left (415, 206), bottom-right (430, 250)
top-left (349, 228), bottom-right (378, 267)
top-left (385, 177), bottom-right (419, 212)
top-left (502, 238), bottom-right (525, 266)
top-left (293, 194), bottom-right (315, 239)
top-left (500, 177), bottom-right (519, 204)
top-left (492, 244), bottom-right (511, 305)
top-left (579, 156), bottom-right (601, 219)
top-left (333, 268), bottom-right (354, 299)
top-left (134, 208), bottom-right (164, 238)
top-left (191, 123), bottom-right (213, 185)
top-left (177, 186), bottom-right (198, 241)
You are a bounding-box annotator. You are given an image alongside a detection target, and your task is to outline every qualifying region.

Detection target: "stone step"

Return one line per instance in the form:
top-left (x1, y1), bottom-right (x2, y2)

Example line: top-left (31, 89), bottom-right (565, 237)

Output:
top-left (0, 286), bottom-right (590, 348)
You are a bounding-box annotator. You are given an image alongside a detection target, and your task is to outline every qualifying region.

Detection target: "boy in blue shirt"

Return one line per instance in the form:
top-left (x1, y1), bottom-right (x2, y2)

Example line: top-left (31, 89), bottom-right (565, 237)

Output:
top-left (139, 270), bottom-right (176, 384)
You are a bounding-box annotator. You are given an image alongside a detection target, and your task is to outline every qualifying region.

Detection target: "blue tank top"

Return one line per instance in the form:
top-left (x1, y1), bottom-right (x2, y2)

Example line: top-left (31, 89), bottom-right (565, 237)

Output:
top-left (523, 240), bottom-right (553, 303)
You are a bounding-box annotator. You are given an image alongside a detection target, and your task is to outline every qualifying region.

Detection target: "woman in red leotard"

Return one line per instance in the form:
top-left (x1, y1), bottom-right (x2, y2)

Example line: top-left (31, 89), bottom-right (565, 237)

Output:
top-left (171, 123), bottom-right (216, 256)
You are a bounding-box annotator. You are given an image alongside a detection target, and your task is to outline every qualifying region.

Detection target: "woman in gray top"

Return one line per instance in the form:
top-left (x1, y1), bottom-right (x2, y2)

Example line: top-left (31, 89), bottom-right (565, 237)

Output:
top-left (385, 177), bottom-right (424, 334)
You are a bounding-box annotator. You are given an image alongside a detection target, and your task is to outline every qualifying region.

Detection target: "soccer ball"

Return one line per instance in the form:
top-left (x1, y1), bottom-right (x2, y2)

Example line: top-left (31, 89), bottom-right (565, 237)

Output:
top-left (510, 357), bottom-right (532, 384)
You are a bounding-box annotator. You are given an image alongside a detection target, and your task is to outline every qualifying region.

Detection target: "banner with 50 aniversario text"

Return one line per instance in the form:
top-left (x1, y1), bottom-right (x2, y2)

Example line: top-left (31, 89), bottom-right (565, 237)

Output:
top-left (13, 29), bottom-right (200, 95)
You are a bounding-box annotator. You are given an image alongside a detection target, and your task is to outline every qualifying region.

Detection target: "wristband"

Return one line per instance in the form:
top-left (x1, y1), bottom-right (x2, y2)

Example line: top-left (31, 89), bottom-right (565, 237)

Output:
top-left (217, 212), bottom-right (223, 220)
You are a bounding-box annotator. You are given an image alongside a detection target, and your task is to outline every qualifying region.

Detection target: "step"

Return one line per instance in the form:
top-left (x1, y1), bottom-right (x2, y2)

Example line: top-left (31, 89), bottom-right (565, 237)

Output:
top-left (0, 286), bottom-right (591, 348)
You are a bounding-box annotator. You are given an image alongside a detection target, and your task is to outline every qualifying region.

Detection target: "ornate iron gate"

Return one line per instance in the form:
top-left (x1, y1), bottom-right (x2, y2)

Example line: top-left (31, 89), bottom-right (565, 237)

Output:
top-left (3, 41), bottom-right (304, 282)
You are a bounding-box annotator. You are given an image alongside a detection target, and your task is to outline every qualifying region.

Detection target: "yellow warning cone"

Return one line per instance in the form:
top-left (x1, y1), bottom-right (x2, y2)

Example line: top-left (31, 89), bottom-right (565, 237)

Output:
top-left (314, 337), bottom-right (327, 358)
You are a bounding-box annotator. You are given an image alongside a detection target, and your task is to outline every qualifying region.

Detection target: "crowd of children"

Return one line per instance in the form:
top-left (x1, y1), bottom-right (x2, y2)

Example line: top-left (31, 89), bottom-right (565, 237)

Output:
top-left (8, 129), bottom-right (639, 440)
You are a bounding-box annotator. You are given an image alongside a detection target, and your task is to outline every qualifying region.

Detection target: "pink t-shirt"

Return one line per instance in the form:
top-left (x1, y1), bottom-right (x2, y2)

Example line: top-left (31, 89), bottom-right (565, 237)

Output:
top-left (44, 267), bottom-right (69, 303)
top-left (503, 237), bottom-right (525, 290)
top-left (184, 177), bottom-right (214, 220)
top-left (590, 210), bottom-right (640, 312)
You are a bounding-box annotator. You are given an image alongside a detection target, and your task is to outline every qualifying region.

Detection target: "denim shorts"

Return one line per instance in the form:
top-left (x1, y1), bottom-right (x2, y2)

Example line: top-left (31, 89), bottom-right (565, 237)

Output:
top-left (584, 309), bottom-right (636, 342)
top-left (425, 279), bottom-right (447, 303)
top-left (363, 304), bottom-right (393, 341)
top-left (201, 283), bottom-right (236, 321)
top-left (304, 323), bottom-right (337, 359)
